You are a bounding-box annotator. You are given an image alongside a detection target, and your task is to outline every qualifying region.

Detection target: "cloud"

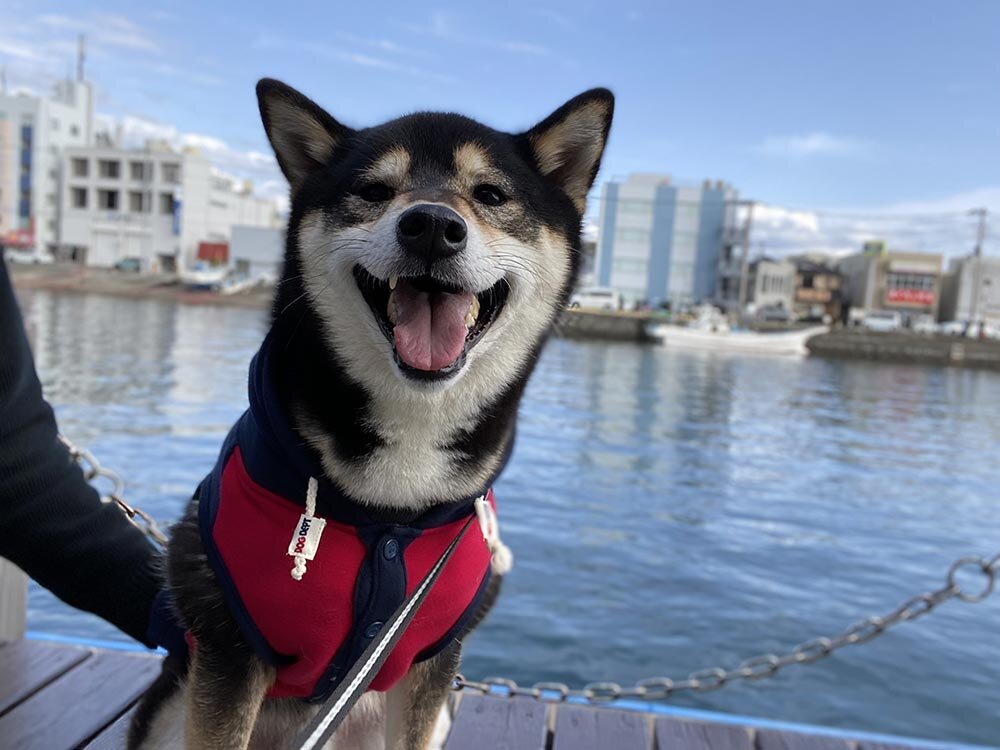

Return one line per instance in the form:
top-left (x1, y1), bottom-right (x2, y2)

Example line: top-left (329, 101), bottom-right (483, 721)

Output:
top-left (37, 12), bottom-right (160, 53)
top-left (401, 10), bottom-right (554, 58)
top-left (94, 113), bottom-right (286, 211)
top-left (253, 35), bottom-right (455, 83)
top-left (759, 132), bottom-right (867, 158)
top-left (750, 188), bottom-right (999, 259)
top-left (148, 62), bottom-right (225, 87)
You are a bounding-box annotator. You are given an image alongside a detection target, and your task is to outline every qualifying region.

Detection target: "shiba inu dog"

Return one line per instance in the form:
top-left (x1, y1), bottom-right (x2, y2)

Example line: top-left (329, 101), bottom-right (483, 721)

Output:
top-left (129, 78), bottom-right (613, 750)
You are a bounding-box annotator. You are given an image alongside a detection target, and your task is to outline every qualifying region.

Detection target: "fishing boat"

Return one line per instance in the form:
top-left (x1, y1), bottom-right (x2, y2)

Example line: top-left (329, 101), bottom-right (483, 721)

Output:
top-left (647, 305), bottom-right (827, 356)
top-left (178, 263), bottom-right (227, 291)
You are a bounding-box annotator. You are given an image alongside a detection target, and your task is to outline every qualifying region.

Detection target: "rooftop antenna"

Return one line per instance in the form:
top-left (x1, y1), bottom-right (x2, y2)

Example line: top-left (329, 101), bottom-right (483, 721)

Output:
top-left (77, 34), bottom-right (86, 82)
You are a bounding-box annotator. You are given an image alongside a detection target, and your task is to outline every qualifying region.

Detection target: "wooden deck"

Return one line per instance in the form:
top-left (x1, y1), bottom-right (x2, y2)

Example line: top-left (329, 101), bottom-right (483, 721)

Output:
top-left (0, 639), bottom-right (987, 750)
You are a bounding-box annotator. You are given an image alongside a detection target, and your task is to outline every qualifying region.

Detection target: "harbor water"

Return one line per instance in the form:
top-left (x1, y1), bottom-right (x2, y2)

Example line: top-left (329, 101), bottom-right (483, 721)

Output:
top-left (18, 290), bottom-right (1000, 746)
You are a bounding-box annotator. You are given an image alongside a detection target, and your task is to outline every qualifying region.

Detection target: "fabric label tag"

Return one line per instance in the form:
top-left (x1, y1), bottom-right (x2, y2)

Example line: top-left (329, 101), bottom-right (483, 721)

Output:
top-left (287, 514), bottom-right (327, 560)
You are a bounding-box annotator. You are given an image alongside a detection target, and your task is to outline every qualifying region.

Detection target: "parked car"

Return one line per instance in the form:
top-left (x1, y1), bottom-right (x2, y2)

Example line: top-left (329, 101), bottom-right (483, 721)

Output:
top-left (756, 304), bottom-right (791, 322)
top-left (3, 247), bottom-right (53, 265)
top-left (114, 257), bottom-right (142, 273)
top-left (940, 320), bottom-right (1000, 339)
top-left (912, 314), bottom-right (938, 335)
top-left (861, 310), bottom-right (902, 333)
top-left (569, 287), bottom-right (622, 311)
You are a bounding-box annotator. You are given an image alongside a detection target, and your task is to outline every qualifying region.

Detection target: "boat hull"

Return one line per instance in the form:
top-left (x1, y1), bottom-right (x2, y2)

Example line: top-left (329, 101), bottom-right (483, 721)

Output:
top-left (647, 324), bottom-right (827, 356)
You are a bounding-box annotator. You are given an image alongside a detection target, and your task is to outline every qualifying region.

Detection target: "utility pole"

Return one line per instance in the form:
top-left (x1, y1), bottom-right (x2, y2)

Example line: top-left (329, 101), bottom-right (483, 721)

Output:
top-left (968, 207), bottom-right (988, 325)
top-left (736, 200), bottom-right (755, 317)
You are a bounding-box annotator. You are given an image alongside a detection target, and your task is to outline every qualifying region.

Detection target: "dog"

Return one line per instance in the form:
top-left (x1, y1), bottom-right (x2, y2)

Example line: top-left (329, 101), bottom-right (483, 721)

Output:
top-left (129, 78), bottom-right (613, 750)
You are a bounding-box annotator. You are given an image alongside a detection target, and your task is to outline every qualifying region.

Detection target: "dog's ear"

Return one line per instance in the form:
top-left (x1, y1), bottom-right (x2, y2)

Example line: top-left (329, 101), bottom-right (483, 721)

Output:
top-left (521, 89), bottom-right (614, 213)
top-left (256, 79), bottom-right (352, 191)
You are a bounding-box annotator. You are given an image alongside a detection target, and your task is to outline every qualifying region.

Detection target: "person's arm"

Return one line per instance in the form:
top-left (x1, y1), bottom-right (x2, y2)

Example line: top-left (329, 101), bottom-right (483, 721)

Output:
top-left (0, 257), bottom-right (160, 644)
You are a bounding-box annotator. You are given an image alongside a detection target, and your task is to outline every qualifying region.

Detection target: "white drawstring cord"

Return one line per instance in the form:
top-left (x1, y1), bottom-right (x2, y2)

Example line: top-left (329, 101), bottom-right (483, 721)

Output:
top-left (474, 495), bottom-right (513, 575)
top-left (291, 477), bottom-right (319, 581)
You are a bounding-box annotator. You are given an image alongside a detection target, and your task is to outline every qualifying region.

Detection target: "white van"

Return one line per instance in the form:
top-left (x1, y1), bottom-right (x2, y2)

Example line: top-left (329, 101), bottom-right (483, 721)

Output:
top-left (861, 310), bottom-right (902, 333)
top-left (569, 287), bottom-right (622, 311)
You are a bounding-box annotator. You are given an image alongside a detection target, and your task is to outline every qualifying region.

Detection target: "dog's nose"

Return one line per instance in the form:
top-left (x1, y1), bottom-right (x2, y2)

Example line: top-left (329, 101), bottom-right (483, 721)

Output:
top-left (396, 204), bottom-right (467, 263)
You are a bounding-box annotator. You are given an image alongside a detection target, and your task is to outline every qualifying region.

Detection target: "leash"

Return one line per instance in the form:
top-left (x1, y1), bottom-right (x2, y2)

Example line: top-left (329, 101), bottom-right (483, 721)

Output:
top-left (289, 514), bottom-right (477, 750)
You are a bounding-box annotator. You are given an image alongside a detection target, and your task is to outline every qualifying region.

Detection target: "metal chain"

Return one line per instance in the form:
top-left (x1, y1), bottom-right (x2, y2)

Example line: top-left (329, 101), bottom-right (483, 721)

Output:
top-left (59, 435), bottom-right (169, 547)
top-left (58, 436), bottom-right (999, 705)
top-left (454, 552), bottom-right (999, 703)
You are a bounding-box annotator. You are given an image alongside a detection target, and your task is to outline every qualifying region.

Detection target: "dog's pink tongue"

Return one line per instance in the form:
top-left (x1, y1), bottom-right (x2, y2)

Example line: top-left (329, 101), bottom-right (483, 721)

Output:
top-left (392, 282), bottom-right (472, 371)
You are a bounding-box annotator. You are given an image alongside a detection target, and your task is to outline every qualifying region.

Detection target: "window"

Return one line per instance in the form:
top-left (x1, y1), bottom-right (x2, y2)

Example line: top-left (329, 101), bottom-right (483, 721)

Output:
top-left (51, 118), bottom-right (60, 131)
top-left (71, 187), bottom-right (87, 209)
top-left (128, 191), bottom-right (149, 213)
top-left (161, 162), bottom-right (181, 183)
top-left (130, 161), bottom-right (150, 181)
top-left (613, 258), bottom-right (648, 274)
top-left (70, 124), bottom-right (80, 137)
top-left (617, 200), bottom-right (652, 217)
top-left (887, 272), bottom-right (934, 291)
top-left (71, 158), bottom-right (89, 177)
top-left (614, 227), bottom-right (651, 243)
top-left (97, 189), bottom-right (119, 210)
top-left (98, 160), bottom-right (121, 179)
top-left (159, 192), bottom-right (175, 214)
top-left (46, 193), bottom-right (56, 206)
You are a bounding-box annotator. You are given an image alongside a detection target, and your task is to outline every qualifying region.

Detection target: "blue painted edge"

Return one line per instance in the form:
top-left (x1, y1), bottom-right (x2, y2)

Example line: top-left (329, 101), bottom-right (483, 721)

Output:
top-left (25, 630), bottom-right (165, 655)
top-left (22, 633), bottom-right (999, 750)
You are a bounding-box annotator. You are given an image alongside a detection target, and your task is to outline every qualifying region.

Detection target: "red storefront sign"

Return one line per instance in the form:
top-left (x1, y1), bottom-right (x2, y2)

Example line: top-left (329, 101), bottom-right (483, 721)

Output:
top-left (1, 226), bottom-right (35, 249)
top-left (886, 288), bottom-right (934, 306)
top-left (197, 242), bottom-right (229, 264)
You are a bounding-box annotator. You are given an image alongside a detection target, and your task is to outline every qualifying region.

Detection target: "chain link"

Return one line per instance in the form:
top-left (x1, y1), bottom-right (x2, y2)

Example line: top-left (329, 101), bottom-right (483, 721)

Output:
top-left (60, 435), bottom-right (169, 548)
top-left (455, 550), bottom-right (999, 703)
top-left (60, 437), bottom-right (998, 705)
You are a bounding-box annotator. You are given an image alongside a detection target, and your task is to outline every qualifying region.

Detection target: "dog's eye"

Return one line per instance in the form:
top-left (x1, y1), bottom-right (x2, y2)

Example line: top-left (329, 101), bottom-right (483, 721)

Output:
top-left (473, 184), bottom-right (507, 207)
top-left (357, 183), bottom-right (394, 203)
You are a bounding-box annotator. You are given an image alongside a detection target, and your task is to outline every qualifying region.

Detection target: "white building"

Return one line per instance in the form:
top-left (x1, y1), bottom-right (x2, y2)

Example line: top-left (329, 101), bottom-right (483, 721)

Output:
top-left (59, 142), bottom-right (279, 272)
top-left (748, 257), bottom-right (796, 312)
top-left (595, 174), bottom-right (738, 308)
top-left (0, 78), bottom-right (94, 253)
top-left (230, 225), bottom-right (285, 280)
top-left (940, 255), bottom-right (1000, 325)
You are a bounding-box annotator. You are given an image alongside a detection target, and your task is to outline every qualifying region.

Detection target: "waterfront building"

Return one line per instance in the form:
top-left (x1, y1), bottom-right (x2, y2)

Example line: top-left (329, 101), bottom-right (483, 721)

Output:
top-left (838, 242), bottom-right (943, 323)
top-left (229, 225), bottom-right (285, 280)
top-left (595, 174), bottom-right (739, 308)
top-left (790, 255), bottom-right (843, 322)
top-left (0, 78), bottom-right (94, 254)
top-left (939, 255), bottom-right (1000, 325)
top-left (59, 142), bottom-right (279, 272)
top-left (746, 257), bottom-right (796, 314)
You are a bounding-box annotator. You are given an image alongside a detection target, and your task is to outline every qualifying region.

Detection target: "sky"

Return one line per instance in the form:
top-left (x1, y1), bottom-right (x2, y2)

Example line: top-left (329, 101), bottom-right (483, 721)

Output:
top-left (2, 0), bottom-right (998, 258)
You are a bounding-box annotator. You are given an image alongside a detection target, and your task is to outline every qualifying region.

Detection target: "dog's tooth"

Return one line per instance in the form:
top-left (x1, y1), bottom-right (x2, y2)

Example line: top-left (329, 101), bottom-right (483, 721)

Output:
top-left (387, 295), bottom-right (398, 324)
top-left (465, 296), bottom-right (480, 328)
top-left (389, 275), bottom-right (398, 290)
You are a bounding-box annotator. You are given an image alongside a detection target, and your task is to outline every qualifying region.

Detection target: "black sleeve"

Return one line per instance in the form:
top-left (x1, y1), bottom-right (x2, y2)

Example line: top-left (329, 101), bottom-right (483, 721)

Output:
top-left (0, 257), bottom-right (160, 645)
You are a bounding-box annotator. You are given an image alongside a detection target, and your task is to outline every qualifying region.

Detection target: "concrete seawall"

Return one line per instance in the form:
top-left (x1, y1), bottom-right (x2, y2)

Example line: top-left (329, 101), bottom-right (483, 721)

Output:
top-left (807, 330), bottom-right (1000, 370)
top-left (554, 308), bottom-right (658, 342)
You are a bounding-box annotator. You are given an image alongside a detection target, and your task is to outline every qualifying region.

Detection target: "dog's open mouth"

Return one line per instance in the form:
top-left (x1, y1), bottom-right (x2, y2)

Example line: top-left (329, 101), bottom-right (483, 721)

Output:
top-left (353, 266), bottom-right (509, 380)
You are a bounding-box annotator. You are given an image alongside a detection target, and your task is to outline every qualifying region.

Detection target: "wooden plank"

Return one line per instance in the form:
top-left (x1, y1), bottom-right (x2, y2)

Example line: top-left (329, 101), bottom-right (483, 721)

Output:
top-left (82, 706), bottom-right (136, 750)
top-left (655, 716), bottom-right (754, 750)
top-left (0, 650), bottom-right (160, 750)
top-left (445, 694), bottom-right (548, 750)
top-left (552, 704), bottom-right (651, 750)
top-left (0, 641), bottom-right (91, 716)
top-left (756, 728), bottom-right (857, 750)
top-left (0, 559), bottom-right (27, 641)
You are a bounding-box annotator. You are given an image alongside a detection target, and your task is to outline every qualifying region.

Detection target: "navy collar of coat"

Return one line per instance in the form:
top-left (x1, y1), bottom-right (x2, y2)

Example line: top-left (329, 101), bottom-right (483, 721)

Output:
top-left (234, 330), bottom-right (513, 529)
